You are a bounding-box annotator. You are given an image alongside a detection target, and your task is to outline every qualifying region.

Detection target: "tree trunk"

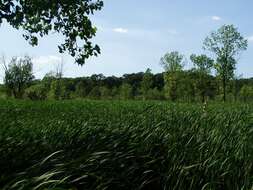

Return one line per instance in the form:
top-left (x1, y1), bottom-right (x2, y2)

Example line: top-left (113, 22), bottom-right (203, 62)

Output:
top-left (222, 74), bottom-right (226, 102)
top-left (234, 79), bottom-right (239, 102)
top-left (202, 92), bottom-right (205, 103)
top-left (17, 83), bottom-right (23, 99)
top-left (13, 90), bottom-right (17, 99)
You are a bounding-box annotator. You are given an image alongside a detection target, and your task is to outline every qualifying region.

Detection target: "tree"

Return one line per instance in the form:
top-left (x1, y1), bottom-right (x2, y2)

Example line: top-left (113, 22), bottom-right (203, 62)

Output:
top-left (48, 80), bottom-right (62, 100)
top-left (240, 85), bottom-right (253, 102)
top-left (153, 73), bottom-right (164, 91)
top-left (178, 72), bottom-right (196, 102)
top-left (111, 87), bottom-right (119, 99)
top-left (140, 68), bottom-right (153, 100)
top-left (190, 54), bottom-right (214, 102)
top-left (122, 72), bottom-right (144, 97)
top-left (75, 81), bottom-right (87, 98)
top-left (3, 56), bottom-right (34, 98)
top-left (88, 86), bottom-right (101, 99)
top-left (160, 51), bottom-right (184, 72)
top-left (233, 74), bottom-right (243, 102)
top-left (203, 25), bottom-right (248, 102)
top-left (25, 83), bottom-right (47, 100)
top-left (190, 54), bottom-right (213, 74)
top-left (0, 0), bottom-right (103, 65)
top-left (46, 60), bottom-right (66, 100)
top-left (48, 79), bottom-right (70, 100)
top-left (99, 86), bottom-right (111, 99)
top-left (0, 84), bottom-right (7, 99)
top-left (120, 83), bottom-right (133, 100)
top-left (160, 51), bottom-right (184, 101)
top-left (146, 88), bottom-right (165, 100)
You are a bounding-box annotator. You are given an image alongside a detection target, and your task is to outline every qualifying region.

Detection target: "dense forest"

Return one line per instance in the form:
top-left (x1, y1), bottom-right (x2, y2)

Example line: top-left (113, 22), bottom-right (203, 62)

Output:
top-left (1, 68), bottom-right (253, 102)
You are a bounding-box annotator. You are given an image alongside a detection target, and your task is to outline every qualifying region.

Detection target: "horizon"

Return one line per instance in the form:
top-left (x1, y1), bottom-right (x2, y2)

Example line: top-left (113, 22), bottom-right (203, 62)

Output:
top-left (0, 0), bottom-right (252, 81)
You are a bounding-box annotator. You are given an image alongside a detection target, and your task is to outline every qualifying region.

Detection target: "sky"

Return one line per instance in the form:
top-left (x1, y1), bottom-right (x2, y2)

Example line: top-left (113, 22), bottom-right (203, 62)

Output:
top-left (0, 0), bottom-right (253, 81)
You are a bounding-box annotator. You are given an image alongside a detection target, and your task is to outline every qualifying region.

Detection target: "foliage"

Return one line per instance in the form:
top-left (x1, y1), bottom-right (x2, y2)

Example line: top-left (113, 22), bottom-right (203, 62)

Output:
top-left (161, 51), bottom-right (185, 101)
top-left (120, 83), bottom-right (133, 100)
top-left (190, 54), bottom-right (214, 102)
top-left (0, 0), bottom-right (103, 65)
top-left (240, 85), bottom-right (253, 102)
top-left (25, 84), bottom-right (48, 100)
top-left (140, 68), bottom-right (153, 100)
top-left (190, 54), bottom-right (213, 74)
top-left (88, 86), bottom-right (101, 99)
top-left (203, 24), bottom-right (248, 102)
top-left (99, 86), bottom-right (111, 99)
top-left (160, 51), bottom-right (184, 72)
top-left (48, 79), bottom-right (71, 100)
top-left (48, 80), bottom-right (62, 100)
top-left (3, 70), bottom-right (251, 102)
top-left (0, 85), bottom-right (6, 99)
top-left (163, 71), bottom-right (180, 101)
top-left (145, 88), bottom-right (165, 100)
top-left (3, 56), bottom-right (34, 98)
top-left (0, 100), bottom-right (253, 189)
top-left (75, 80), bottom-right (88, 98)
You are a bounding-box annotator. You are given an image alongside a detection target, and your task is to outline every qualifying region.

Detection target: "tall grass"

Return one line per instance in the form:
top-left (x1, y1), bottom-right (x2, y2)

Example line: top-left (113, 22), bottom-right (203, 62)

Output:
top-left (0, 100), bottom-right (252, 189)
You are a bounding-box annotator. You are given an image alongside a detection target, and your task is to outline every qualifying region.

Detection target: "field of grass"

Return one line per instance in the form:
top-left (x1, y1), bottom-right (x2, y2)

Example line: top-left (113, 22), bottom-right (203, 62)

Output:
top-left (0, 100), bottom-right (253, 190)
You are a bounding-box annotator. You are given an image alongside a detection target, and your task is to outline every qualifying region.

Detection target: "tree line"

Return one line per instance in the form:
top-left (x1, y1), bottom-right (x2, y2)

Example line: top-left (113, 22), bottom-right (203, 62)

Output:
top-left (0, 24), bottom-right (252, 102)
top-left (0, 58), bottom-right (252, 103)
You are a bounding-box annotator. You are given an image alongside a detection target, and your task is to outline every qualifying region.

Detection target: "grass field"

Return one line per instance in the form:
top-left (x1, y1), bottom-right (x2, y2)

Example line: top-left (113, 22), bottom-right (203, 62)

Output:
top-left (0, 100), bottom-right (253, 190)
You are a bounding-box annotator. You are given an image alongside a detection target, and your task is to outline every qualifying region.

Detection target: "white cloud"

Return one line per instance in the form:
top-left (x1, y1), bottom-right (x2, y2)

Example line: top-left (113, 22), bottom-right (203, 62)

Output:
top-left (113, 28), bottom-right (128, 33)
top-left (33, 55), bottom-right (61, 65)
top-left (247, 35), bottom-right (253, 42)
top-left (211, 16), bottom-right (221, 21)
top-left (32, 55), bottom-right (62, 79)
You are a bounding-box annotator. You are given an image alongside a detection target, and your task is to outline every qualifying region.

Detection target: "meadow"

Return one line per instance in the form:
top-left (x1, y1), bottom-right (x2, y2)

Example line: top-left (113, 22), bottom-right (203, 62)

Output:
top-left (0, 100), bottom-right (253, 190)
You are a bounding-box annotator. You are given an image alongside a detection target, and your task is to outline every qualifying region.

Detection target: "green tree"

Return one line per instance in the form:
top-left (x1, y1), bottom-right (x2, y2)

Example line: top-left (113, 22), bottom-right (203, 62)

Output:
top-left (99, 86), bottom-right (111, 99)
top-left (75, 81), bottom-right (87, 98)
top-left (47, 79), bottom-right (71, 100)
top-left (0, 84), bottom-right (6, 99)
top-left (48, 80), bottom-right (62, 100)
top-left (190, 54), bottom-right (214, 102)
top-left (146, 88), bottom-right (165, 100)
top-left (0, 0), bottom-right (103, 65)
top-left (203, 25), bottom-right (248, 102)
top-left (240, 85), bottom-right (253, 102)
top-left (25, 84), bottom-right (47, 100)
top-left (140, 68), bottom-right (153, 100)
top-left (111, 87), bottom-right (119, 99)
top-left (88, 86), bottom-right (101, 99)
top-left (160, 51), bottom-right (184, 72)
top-left (3, 56), bottom-right (34, 98)
top-left (120, 83), bottom-right (133, 100)
top-left (178, 73), bottom-right (196, 102)
top-left (160, 51), bottom-right (184, 101)
top-left (47, 62), bottom-right (67, 100)
top-left (233, 74), bottom-right (243, 102)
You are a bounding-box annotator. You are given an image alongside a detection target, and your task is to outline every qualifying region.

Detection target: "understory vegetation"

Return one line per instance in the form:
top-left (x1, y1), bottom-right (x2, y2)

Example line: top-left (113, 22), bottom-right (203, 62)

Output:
top-left (0, 100), bottom-right (253, 189)
top-left (1, 70), bottom-right (253, 102)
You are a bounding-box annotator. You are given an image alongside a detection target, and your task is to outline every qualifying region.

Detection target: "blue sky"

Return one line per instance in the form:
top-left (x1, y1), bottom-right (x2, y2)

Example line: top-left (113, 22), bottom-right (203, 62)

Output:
top-left (0, 0), bottom-right (252, 80)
